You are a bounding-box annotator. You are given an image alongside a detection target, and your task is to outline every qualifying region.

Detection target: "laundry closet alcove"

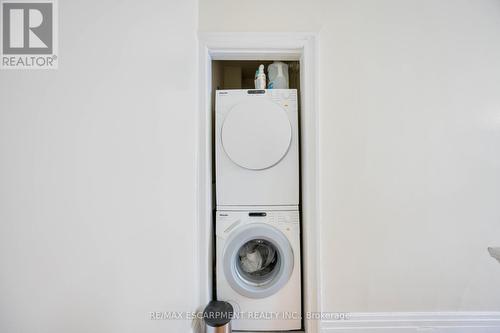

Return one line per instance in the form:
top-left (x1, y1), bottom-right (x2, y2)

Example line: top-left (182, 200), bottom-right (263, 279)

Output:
top-left (196, 33), bottom-right (320, 333)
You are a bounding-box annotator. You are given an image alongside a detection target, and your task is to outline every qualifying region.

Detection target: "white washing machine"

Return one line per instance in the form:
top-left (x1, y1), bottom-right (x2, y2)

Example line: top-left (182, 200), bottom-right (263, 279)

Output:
top-left (216, 210), bottom-right (302, 331)
top-left (216, 89), bottom-right (299, 209)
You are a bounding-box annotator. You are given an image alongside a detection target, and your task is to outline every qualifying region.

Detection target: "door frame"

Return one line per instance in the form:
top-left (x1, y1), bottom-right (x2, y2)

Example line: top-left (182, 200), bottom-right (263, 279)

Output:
top-left (196, 32), bottom-right (321, 333)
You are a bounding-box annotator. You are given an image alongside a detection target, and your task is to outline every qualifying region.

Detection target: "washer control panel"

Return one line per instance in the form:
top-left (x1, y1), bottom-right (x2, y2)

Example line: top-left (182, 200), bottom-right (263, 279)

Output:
top-left (217, 211), bottom-right (300, 226)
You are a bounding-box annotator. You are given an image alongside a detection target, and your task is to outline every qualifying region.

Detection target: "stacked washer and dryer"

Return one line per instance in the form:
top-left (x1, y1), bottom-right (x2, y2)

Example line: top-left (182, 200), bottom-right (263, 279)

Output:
top-left (215, 89), bottom-right (302, 331)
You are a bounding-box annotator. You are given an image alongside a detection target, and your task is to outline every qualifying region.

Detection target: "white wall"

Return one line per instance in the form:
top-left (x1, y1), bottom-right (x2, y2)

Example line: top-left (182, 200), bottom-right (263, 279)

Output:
top-left (0, 1), bottom-right (199, 332)
top-left (2, 1), bottom-right (500, 332)
top-left (199, 0), bottom-right (500, 313)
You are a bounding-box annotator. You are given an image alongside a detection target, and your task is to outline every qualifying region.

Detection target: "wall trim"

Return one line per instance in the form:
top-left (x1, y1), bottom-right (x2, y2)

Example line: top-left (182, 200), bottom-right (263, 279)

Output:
top-left (321, 312), bottom-right (500, 332)
top-left (196, 32), bottom-right (321, 333)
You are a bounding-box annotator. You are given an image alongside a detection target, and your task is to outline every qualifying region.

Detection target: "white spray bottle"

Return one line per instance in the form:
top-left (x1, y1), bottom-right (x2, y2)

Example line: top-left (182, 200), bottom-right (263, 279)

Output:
top-left (254, 64), bottom-right (266, 89)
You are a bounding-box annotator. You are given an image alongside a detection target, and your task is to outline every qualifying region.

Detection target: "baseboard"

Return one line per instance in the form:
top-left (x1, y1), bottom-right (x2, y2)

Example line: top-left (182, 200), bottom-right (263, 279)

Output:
top-left (321, 312), bottom-right (500, 332)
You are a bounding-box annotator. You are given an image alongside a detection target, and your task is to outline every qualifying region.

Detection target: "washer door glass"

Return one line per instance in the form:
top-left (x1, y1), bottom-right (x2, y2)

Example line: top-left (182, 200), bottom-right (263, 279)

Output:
top-left (237, 239), bottom-right (279, 285)
top-left (223, 224), bottom-right (294, 299)
top-left (221, 99), bottom-right (292, 170)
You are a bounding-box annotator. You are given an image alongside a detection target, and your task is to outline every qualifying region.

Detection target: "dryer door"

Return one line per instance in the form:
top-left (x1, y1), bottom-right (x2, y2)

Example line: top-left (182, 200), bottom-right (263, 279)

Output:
top-left (223, 223), bottom-right (294, 299)
top-left (221, 99), bottom-right (292, 170)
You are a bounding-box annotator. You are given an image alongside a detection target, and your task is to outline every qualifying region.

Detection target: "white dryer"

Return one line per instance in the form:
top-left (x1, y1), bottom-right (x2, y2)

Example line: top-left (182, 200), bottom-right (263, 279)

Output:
top-left (216, 210), bottom-right (302, 331)
top-left (216, 89), bottom-right (299, 209)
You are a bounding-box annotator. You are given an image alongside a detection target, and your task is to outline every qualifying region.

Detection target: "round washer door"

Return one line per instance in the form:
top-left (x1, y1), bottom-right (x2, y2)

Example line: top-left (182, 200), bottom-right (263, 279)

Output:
top-left (223, 223), bottom-right (294, 299)
top-left (221, 99), bottom-right (292, 170)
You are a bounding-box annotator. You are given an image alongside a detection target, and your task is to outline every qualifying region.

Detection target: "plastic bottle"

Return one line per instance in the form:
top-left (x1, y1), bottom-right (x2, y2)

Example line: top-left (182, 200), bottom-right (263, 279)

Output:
top-left (254, 64), bottom-right (266, 89)
top-left (267, 61), bottom-right (289, 89)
